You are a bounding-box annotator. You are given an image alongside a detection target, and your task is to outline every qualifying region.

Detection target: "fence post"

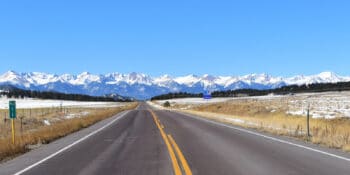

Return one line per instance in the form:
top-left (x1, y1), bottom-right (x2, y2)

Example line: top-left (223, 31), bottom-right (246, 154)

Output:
top-left (20, 116), bottom-right (23, 134)
top-left (307, 104), bottom-right (310, 139)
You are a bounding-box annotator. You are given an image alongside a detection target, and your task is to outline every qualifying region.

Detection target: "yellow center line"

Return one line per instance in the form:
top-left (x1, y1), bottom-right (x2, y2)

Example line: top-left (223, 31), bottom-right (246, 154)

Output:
top-left (149, 110), bottom-right (182, 175)
top-left (168, 134), bottom-right (193, 175)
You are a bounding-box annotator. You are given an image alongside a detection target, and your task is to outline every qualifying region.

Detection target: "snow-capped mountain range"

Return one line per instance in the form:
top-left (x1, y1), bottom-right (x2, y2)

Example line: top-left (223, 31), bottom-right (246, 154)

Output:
top-left (0, 71), bottom-right (349, 99)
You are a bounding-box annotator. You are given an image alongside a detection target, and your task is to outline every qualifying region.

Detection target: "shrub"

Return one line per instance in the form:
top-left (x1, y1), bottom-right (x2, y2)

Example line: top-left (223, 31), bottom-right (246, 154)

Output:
top-left (163, 101), bottom-right (171, 107)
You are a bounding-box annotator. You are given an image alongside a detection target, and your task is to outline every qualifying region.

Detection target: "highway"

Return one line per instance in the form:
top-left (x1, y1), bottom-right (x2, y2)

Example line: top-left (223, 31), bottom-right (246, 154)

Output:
top-left (1, 103), bottom-right (350, 175)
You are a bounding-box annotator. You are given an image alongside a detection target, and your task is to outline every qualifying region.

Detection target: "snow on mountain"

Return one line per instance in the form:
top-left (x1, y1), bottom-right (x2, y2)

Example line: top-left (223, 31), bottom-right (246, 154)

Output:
top-left (240, 73), bottom-right (282, 85)
top-left (59, 74), bottom-right (76, 83)
top-left (104, 72), bottom-right (153, 85)
top-left (174, 74), bottom-right (201, 86)
top-left (285, 71), bottom-right (349, 85)
top-left (126, 72), bottom-right (153, 85)
top-left (154, 75), bottom-right (173, 86)
top-left (0, 71), bottom-right (31, 88)
top-left (0, 71), bottom-right (349, 99)
top-left (71, 72), bottom-right (102, 85)
top-left (24, 72), bottom-right (60, 85)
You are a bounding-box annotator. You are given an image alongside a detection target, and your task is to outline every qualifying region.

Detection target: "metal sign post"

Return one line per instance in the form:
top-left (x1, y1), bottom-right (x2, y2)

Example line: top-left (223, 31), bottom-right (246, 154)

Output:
top-left (203, 91), bottom-right (212, 100)
top-left (9, 101), bottom-right (16, 144)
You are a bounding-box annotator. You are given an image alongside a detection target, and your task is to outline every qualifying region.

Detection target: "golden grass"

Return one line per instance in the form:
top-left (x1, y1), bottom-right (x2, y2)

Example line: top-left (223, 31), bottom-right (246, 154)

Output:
top-left (0, 102), bottom-right (137, 161)
top-left (0, 107), bottom-right (106, 137)
top-left (173, 100), bottom-right (350, 152)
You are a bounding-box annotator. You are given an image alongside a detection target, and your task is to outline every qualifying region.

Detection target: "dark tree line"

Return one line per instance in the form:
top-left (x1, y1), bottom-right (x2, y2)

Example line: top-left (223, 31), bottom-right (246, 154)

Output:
top-left (151, 81), bottom-right (350, 100)
top-left (0, 86), bottom-right (128, 102)
top-left (151, 92), bottom-right (203, 100)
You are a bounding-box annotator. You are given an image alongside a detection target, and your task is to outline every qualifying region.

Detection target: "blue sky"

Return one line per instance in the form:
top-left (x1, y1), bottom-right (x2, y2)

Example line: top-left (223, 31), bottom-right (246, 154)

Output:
top-left (0, 0), bottom-right (349, 77)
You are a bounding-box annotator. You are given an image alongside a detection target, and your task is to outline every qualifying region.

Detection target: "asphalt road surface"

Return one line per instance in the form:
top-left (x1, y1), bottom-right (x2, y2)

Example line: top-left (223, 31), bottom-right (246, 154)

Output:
top-left (1, 103), bottom-right (350, 175)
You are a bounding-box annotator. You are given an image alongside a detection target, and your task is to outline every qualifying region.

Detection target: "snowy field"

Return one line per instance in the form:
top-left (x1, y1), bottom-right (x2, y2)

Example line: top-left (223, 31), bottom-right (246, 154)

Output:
top-left (285, 92), bottom-right (350, 119)
top-left (0, 97), bottom-right (124, 109)
top-left (155, 91), bottom-right (350, 119)
top-left (156, 97), bottom-right (235, 105)
top-left (155, 94), bottom-right (285, 105)
top-left (154, 97), bottom-right (236, 110)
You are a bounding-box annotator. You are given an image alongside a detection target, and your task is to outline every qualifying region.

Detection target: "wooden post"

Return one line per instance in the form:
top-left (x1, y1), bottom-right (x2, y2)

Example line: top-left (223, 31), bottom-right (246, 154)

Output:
top-left (11, 119), bottom-right (15, 144)
top-left (20, 116), bottom-right (23, 134)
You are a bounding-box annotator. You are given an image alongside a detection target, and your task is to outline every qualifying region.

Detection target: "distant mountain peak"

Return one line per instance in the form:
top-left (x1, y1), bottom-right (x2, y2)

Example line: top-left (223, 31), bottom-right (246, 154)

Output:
top-left (318, 71), bottom-right (337, 78)
top-left (0, 71), bottom-right (348, 99)
top-left (79, 71), bottom-right (91, 75)
top-left (3, 70), bottom-right (19, 76)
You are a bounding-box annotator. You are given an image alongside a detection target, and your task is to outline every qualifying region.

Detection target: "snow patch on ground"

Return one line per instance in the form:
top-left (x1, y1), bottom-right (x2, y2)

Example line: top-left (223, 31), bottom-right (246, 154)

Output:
top-left (64, 114), bottom-right (78, 119)
top-left (156, 92), bottom-right (350, 119)
top-left (43, 120), bottom-right (51, 126)
top-left (224, 118), bottom-right (245, 124)
top-left (147, 101), bottom-right (166, 110)
top-left (155, 94), bottom-right (285, 105)
top-left (156, 97), bottom-right (235, 105)
top-left (286, 110), bottom-right (306, 116)
top-left (285, 91), bottom-right (350, 119)
top-left (64, 111), bottom-right (90, 119)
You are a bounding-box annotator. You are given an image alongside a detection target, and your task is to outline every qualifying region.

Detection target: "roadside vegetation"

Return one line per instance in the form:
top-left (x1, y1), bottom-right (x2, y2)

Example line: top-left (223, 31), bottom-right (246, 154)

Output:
top-left (155, 96), bottom-right (350, 152)
top-left (0, 102), bottom-right (137, 162)
top-left (163, 101), bottom-right (171, 107)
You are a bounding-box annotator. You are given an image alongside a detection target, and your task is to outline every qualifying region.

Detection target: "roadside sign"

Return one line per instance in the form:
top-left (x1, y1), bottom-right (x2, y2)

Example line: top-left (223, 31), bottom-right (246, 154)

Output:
top-left (8, 100), bottom-right (17, 144)
top-left (9, 101), bottom-right (16, 119)
top-left (203, 91), bottom-right (212, 100)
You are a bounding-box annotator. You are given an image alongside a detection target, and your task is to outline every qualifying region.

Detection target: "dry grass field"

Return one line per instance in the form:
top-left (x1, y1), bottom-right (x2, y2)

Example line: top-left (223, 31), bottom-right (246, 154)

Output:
top-left (0, 102), bottom-right (137, 161)
top-left (154, 92), bottom-right (350, 152)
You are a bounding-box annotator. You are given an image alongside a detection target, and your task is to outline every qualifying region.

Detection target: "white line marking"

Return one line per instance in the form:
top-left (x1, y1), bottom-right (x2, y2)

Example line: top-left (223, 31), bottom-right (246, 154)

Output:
top-left (14, 111), bottom-right (130, 175)
top-left (175, 111), bottom-right (350, 162)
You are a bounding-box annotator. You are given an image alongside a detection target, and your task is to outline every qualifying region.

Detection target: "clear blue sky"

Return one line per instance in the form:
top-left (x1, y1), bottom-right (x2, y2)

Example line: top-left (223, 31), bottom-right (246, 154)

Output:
top-left (0, 0), bottom-right (349, 77)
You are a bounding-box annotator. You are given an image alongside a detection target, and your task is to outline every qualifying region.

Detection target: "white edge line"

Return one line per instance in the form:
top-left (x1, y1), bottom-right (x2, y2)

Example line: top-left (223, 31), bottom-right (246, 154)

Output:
top-left (175, 111), bottom-right (350, 162)
top-left (14, 111), bottom-right (130, 175)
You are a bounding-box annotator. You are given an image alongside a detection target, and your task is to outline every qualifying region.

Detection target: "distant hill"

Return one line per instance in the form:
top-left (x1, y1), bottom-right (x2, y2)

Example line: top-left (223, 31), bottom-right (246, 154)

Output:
top-left (0, 85), bottom-right (133, 102)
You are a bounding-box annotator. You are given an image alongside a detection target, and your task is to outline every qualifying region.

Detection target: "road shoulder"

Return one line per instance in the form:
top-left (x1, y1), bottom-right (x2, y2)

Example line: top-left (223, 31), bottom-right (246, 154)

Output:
top-left (0, 110), bottom-right (130, 175)
top-left (172, 109), bottom-right (350, 162)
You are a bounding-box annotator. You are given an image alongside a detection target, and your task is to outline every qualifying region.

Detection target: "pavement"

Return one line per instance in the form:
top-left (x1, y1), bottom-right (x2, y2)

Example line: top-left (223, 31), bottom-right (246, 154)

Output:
top-left (1, 103), bottom-right (350, 175)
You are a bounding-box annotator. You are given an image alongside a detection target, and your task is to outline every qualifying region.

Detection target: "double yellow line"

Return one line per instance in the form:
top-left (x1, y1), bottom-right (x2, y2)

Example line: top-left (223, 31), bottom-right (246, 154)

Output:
top-left (149, 110), bottom-right (192, 175)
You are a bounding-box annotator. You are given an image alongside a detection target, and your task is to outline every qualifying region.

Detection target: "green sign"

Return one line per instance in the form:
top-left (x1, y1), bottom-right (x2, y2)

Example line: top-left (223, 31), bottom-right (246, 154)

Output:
top-left (9, 101), bottom-right (16, 119)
